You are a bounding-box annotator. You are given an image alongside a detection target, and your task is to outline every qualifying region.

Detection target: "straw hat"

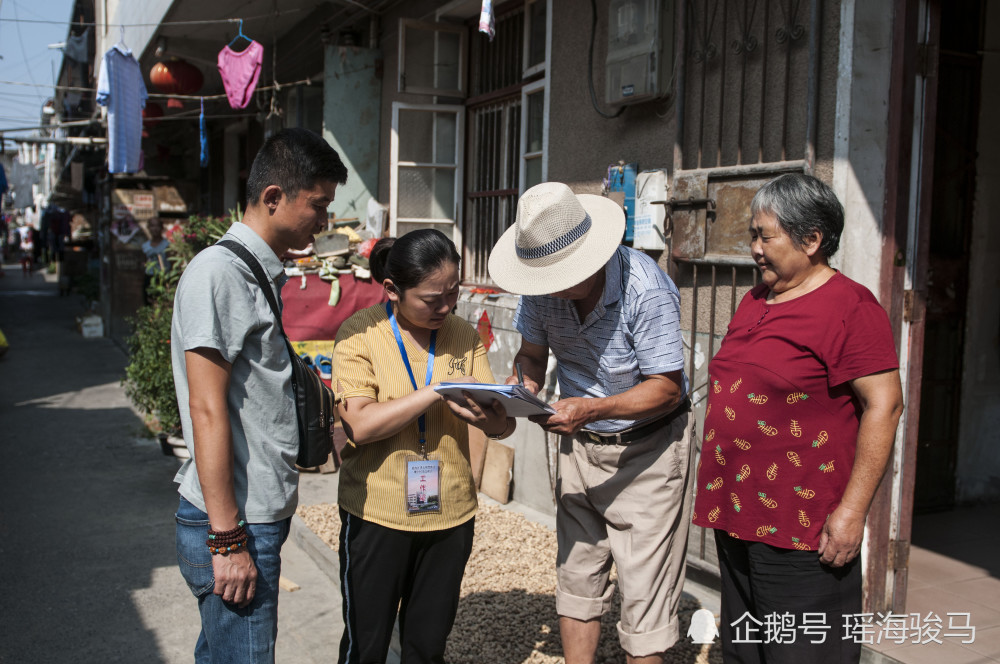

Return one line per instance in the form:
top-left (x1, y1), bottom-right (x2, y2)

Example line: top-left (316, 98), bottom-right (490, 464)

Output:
top-left (488, 182), bottom-right (625, 295)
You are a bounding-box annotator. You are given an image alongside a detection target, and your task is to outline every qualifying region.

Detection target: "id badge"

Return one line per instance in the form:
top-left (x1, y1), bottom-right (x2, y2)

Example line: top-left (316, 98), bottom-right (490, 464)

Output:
top-left (406, 456), bottom-right (442, 514)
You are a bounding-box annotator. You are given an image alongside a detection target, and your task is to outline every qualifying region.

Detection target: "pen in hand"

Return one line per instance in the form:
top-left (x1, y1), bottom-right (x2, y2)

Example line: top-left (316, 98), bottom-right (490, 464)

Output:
top-left (516, 362), bottom-right (524, 387)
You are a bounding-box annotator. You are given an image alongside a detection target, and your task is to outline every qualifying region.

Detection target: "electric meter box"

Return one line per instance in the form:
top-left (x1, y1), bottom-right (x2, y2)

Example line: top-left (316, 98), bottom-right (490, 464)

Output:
top-left (605, 0), bottom-right (675, 107)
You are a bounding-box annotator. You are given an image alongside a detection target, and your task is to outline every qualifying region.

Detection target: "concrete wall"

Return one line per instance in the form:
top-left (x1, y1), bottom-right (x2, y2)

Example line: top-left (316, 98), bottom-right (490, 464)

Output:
top-left (830, 0), bottom-right (894, 296)
top-left (956, 4), bottom-right (1000, 503)
top-left (97, 0), bottom-right (174, 66)
top-left (455, 294), bottom-right (558, 515)
top-left (324, 46), bottom-right (382, 221)
top-left (546, 0), bottom-right (676, 191)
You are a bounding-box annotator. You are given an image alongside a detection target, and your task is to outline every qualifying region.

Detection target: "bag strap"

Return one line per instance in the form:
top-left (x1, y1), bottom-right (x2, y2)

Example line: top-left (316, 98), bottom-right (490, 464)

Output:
top-left (217, 239), bottom-right (286, 336)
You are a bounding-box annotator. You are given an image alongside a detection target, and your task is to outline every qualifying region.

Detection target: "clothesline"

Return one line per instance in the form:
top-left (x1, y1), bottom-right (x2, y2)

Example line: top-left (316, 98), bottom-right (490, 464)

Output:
top-left (0, 76), bottom-right (320, 98)
top-left (0, 11), bottom-right (302, 28)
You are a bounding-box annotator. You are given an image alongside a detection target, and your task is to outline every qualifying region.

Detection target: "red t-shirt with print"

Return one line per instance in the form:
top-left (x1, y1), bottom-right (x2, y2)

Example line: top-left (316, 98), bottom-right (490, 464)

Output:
top-left (692, 272), bottom-right (898, 550)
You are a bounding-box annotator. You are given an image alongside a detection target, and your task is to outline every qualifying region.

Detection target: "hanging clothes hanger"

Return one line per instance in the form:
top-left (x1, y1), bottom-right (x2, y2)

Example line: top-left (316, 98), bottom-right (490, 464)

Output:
top-left (228, 19), bottom-right (253, 49)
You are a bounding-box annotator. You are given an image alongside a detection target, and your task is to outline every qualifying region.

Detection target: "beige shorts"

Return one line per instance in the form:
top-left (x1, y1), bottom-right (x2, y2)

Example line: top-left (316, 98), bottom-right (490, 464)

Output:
top-left (555, 413), bottom-right (694, 657)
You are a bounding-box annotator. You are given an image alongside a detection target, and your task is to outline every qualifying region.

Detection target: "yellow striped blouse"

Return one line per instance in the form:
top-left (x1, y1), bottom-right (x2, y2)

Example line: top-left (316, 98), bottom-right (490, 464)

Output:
top-left (333, 303), bottom-right (494, 531)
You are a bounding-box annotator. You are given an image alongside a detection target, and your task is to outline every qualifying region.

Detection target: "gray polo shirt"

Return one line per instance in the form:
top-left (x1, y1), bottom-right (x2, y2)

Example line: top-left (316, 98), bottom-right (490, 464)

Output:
top-left (171, 222), bottom-right (299, 522)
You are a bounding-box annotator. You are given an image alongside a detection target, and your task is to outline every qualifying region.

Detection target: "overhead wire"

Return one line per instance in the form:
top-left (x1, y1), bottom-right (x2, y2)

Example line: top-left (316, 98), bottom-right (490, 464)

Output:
top-left (8, 0), bottom-right (44, 102)
top-left (0, 9), bottom-right (303, 28)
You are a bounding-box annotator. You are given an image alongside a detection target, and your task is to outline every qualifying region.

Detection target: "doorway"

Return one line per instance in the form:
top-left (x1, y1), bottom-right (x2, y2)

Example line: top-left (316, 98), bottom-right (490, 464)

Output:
top-left (913, 0), bottom-right (983, 512)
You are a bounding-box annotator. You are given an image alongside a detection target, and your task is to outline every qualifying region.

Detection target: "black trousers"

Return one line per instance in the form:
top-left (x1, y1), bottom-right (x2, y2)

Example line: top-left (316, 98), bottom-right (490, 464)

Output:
top-left (338, 508), bottom-right (475, 664)
top-left (714, 530), bottom-right (863, 664)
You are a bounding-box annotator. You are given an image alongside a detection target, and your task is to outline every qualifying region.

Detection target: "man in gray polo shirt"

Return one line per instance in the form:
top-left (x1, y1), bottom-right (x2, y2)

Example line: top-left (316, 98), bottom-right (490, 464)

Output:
top-left (171, 128), bottom-right (347, 663)
top-left (489, 183), bottom-right (694, 664)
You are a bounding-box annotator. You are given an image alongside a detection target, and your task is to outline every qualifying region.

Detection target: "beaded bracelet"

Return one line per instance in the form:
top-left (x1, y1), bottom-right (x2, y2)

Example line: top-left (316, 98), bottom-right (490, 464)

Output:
top-left (209, 540), bottom-right (247, 555)
top-left (207, 528), bottom-right (246, 543)
top-left (207, 520), bottom-right (246, 539)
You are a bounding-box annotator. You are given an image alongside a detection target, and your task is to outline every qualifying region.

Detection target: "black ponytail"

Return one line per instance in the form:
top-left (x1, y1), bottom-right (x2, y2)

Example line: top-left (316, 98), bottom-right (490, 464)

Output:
top-left (369, 237), bottom-right (396, 283)
top-left (372, 229), bottom-right (460, 293)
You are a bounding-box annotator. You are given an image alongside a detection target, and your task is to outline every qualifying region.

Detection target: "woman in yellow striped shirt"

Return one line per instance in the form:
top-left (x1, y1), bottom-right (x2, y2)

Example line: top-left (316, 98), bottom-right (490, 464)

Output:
top-left (333, 229), bottom-right (515, 664)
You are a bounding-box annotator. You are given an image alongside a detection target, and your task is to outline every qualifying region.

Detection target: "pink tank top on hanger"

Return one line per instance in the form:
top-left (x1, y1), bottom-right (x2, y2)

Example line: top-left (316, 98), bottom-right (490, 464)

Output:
top-left (217, 40), bottom-right (264, 109)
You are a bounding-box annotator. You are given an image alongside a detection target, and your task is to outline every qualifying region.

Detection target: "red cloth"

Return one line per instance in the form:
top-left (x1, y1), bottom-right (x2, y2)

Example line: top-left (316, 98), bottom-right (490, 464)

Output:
top-left (692, 273), bottom-right (898, 550)
top-left (282, 273), bottom-right (385, 342)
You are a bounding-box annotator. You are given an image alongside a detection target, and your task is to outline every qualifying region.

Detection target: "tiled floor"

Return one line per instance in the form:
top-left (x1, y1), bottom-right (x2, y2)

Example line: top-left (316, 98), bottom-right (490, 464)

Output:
top-left (865, 503), bottom-right (1000, 664)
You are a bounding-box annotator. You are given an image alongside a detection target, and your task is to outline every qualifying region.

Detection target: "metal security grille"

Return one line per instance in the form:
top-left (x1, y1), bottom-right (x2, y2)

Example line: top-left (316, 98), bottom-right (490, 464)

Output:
top-left (681, 0), bottom-right (815, 170)
top-left (464, 6), bottom-right (526, 284)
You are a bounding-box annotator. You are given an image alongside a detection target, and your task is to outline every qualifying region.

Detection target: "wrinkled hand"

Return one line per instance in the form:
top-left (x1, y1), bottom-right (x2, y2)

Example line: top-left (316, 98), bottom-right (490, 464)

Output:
top-left (529, 397), bottom-right (595, 436)
top-left (504, 374), bottom-right (541, 395)
top-left (817, 504), bottom-right (867, 567)
top-left (212, 549), bottom-right (257, 607)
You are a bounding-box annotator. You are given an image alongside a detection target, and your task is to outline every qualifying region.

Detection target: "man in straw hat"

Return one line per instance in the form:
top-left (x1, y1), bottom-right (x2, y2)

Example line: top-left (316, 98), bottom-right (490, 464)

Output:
top-left (489, 182), bottom-right (694, 663)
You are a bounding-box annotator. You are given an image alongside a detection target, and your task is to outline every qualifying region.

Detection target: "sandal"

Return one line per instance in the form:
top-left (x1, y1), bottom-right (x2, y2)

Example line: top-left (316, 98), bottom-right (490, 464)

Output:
top-left (315, 354), bottom-right (333, 380)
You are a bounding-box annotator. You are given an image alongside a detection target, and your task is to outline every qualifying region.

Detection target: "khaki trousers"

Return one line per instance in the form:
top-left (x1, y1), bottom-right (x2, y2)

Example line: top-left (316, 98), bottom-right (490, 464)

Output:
top-left (555, 414), bottom-right (695, 657)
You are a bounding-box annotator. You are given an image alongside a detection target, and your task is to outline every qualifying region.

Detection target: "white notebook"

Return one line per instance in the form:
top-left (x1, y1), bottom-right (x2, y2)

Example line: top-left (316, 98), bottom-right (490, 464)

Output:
top-left (433, 382), bottom-right (555, 417)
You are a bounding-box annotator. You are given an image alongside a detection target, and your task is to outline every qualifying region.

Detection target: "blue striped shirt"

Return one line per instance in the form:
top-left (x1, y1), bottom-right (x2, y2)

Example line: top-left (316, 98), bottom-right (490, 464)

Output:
top-left (514, 246), bottom-right (688, 433)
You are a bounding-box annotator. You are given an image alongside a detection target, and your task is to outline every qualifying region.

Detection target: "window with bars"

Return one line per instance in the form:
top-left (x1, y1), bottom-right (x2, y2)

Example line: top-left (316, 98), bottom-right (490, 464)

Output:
top-left (391, 1), bottom-right (549, 284)
top-left (463, 0), bottom-right (549, 284)
top-left (390, 103), bottom-right (465, 246)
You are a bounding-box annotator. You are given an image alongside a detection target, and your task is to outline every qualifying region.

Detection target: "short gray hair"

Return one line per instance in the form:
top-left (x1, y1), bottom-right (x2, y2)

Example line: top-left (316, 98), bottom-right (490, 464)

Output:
top-left (750, 173), bottom-right (844, 258)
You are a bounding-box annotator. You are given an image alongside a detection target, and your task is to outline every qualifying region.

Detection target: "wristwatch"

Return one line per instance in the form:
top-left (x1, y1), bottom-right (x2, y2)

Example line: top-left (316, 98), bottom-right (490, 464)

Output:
top-left (486, 421), bottom-right (510, 440)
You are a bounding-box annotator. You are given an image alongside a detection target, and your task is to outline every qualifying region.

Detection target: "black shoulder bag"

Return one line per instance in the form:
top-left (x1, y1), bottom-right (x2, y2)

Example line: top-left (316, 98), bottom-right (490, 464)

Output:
top-left (218, 240), bottom-right (335, 468)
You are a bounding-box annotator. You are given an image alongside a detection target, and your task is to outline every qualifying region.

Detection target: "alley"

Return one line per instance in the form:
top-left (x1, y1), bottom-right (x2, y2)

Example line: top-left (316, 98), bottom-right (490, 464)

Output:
top-left (0, 266), bottom-right (342, 663)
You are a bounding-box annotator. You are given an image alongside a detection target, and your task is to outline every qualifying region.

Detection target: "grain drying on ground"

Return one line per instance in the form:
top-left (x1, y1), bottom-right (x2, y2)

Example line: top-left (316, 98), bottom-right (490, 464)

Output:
top-left (297, 502), bottom-right (721, 664)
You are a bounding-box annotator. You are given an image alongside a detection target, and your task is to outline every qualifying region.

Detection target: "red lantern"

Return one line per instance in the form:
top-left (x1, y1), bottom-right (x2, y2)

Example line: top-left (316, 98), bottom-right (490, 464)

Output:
top-left (149, 59), bottom-right (204, 96)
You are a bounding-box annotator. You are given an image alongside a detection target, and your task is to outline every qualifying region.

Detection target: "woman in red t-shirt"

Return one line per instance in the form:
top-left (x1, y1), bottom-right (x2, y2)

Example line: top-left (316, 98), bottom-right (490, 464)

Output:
top-left (692, 173), bottom-right (904, 664)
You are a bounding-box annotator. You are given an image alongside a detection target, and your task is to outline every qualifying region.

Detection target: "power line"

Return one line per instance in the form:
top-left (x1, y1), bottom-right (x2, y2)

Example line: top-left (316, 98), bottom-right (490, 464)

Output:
top-left (9, 0), bottom-right (42, 101)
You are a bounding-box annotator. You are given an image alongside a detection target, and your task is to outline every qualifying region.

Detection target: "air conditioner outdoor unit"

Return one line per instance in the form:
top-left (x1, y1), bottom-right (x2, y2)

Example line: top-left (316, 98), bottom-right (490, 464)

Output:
top-left (605, 0), bottom-right (675, 107)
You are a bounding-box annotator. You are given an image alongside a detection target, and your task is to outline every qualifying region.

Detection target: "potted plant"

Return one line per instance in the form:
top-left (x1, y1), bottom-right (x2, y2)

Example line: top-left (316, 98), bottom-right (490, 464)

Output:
top-left (123, 212), bottom-right (234, 455)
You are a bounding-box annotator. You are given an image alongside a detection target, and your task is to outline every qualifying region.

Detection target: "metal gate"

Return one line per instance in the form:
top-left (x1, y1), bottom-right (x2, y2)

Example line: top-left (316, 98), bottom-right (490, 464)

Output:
top-left (667, 0), bottom-right (823, 576)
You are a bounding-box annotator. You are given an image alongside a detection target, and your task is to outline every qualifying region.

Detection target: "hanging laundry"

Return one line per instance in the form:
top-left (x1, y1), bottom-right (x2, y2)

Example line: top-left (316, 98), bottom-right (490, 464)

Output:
top-left (97, 44), bottom-right (148, 173)
top-left (199, 98), bottom-right (209, 167)
top-left (10, 160), bottom-right (39, 209)
top-left (479, 0), bottom-right (496, 41)
top-left (217, 40), bottom-right (264, 109)
top-left (63, 27), bottom-right (91, 63)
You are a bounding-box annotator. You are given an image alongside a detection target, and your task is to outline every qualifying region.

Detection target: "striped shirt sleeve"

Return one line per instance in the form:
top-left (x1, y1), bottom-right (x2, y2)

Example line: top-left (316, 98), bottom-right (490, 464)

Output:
top-left (333, 312), bottom-right (378, 402)
top-left (513, 296), bottom-right (548, 347)
top-left (630, 287), bottom-right (685, 376)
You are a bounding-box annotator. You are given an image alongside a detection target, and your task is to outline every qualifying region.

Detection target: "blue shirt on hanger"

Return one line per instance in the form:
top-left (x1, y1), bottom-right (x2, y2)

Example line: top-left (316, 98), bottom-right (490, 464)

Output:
top-left (97, 44), bottom-right (148, 174)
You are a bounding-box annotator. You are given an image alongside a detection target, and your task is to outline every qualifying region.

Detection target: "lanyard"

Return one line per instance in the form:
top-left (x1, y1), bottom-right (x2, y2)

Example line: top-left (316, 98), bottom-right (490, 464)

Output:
top-left (387, 301), bottom-right (437, 457)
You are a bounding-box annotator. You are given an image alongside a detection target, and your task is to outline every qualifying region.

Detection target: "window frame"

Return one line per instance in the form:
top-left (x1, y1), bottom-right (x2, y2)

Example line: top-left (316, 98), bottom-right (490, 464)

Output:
top-left (398, 19), bottom-right (468, 98)
top-left (522, 0), bottom-right (548, 79)
top-left (519, 78), bottom-right (549, 194)
top-left (389, 101), bottom-right (466, 250)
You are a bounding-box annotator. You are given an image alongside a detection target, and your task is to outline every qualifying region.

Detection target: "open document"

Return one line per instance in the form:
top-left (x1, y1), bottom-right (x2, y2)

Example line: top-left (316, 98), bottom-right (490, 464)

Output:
top-left (433, 383), bottom-right (555, 417)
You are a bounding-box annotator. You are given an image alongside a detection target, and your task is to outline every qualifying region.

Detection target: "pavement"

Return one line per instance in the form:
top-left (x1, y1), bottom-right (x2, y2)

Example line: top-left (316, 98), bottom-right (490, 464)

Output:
top-left (0, 263), bottom-right (343, 663)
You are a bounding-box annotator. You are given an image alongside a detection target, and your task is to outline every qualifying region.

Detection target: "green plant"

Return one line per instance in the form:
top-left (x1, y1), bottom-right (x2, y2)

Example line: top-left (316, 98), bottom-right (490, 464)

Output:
top-left (123, 267), bottom-right (181, 433)
top-left (122, 210), bottom-right (237, 434)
